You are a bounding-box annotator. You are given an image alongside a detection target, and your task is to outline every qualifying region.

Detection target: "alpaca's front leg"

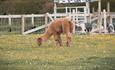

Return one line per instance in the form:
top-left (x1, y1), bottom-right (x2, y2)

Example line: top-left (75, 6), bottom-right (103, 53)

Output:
top-left (54, 34), bottom-right (62, 46)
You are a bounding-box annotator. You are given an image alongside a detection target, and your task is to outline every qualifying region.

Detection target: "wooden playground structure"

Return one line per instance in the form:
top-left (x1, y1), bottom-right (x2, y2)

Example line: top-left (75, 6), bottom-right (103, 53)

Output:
top-left (0, 0), bottom-right (115, 35)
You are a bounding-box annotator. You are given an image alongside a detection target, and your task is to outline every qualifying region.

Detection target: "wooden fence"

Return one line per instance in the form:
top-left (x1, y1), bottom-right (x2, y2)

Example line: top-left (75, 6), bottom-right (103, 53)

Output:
top-left (0, 14), bottom-right (46, 34)
top-left (0, 11), bottom-right (115, 35)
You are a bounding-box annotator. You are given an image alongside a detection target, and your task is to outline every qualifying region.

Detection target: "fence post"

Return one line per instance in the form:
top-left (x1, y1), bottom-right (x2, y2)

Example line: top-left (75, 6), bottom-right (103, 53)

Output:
top-left (97, 12), bottom-right (102, 33)
top-left (65, 7), bottom-right (68, 14)
top-left (8, 15), bottom-right (11, 25)
top-left (54, 3), bottom-right (57, 19)
top-left (107, 1), bottom-right (110, 13)
top-left (21, 15), bottom-right (25, 35)
top-left (45, 13), bottom-right (48, 25)
top-left (31, 14), bottom-right (35, 27)
top-left (98, 0), bottom-right (101, 33)
top-left (103, 9), bottom-right (107, 33)
top-left (8, 15), bottom-right (12, 32)
top-left (45, 13), bottom-right (48, 31)
top-left (86, 1), bottom-right (90, 15)
top-left (69, 12), bottom-right (76, 33)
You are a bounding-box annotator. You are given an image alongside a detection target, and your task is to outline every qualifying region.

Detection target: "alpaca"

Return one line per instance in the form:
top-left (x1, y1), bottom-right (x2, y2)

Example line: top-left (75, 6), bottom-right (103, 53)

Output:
top-left (37, 17), bottom-right (74, 47)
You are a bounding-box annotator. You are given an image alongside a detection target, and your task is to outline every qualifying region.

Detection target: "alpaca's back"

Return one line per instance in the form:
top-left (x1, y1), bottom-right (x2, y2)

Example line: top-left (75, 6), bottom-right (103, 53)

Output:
top-left (48, 18), bottom-right (74, 34)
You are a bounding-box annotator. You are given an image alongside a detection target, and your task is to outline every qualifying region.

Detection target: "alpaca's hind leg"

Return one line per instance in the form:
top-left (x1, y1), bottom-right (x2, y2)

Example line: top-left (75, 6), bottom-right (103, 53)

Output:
top-left (58, 35), bottom-right (62, 46)
top-left (66, 32), bottom-right (72, 47)
top-left (54, 34), bottom-right (62, 46)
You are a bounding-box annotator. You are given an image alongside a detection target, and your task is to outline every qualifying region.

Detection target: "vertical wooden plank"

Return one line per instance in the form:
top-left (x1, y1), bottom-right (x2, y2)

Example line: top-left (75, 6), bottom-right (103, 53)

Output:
top-left (54, 3), bottom-right (57, 14)
top-left (21, 15), bottom-right (25, 35)
top-left (103, 9), bottom-right (107, 33)
top-left (8, 15), bottom-right (12, 32)
top-left (98, 0), bottom-right (101, 33)
top-left (98, 0), bottom-right (101, 13)
top-left (45, 13), bottom-right (48, 31)
top-left (107, 1), bottom-right (110, 13)
top-left (73, 20), bottom-right (76, 34)
top-left (31, 14), bottom-right (34, 27)
top-left (65, 7), bottom-right (68, 14)
top-left (69, 8), bottom-right (71, 13)
top-left (72, 14), bottom-right (76, 34)
top-left (86, 1), bottom-right (90, 14)
top-left (45, 13), bottom-right (48, 25)
top-left (86, 2), bottom-right (90, 24)
top-left (8, 15), bottom-right (11, 25)
top-left (54, 3), bottom-right (57, 19)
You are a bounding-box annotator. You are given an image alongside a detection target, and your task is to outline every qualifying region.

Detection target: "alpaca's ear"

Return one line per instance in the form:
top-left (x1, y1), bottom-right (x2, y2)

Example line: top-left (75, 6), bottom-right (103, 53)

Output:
top-left (37, 38), bottom-right (42, 46)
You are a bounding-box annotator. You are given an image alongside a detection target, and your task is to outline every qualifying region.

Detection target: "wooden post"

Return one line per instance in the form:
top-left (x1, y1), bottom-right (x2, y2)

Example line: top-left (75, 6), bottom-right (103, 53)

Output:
top-left (98, 0), bottom-right (102, 33)
top-left (65, 7), bottom-right (68, 14)
top-left (54, 3), bottom-right (57, 19)
top-left (45, 13), bottom-right (48, 25)
top-left (86, 2), bottom-right (90, 24)
top-left (72, 13), bottom-right (76, 34)
top-left (107, 1), bottom-right (110, 13)
top-left (31, 14), bottom-right (34, 27)
top-left (21, 15), bottom-right (25, 35)
top-left (103, 9), bottom-right (107, 33)
top-left (8, 15), bottom-right (12, 32)
top-left (8, 15), bottom-right (11, 25)
top-left (86, 1), bottom-right (90, 15)
top-left (98, 0), bottom-right (101, 13)
top-left (54, 3), bottom-right (57, 14)
top-left (45, 13), bottom-right (48, 31)
top-left (107, 1), bottom-right (111, 33)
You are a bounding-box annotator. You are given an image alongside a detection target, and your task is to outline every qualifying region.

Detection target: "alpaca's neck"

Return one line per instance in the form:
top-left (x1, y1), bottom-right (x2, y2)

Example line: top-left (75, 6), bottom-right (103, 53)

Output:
top-left (41, 29), bottom-right (52, 42)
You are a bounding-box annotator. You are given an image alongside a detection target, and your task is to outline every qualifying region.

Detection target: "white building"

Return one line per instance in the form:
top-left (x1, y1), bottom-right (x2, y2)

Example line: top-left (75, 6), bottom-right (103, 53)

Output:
top-left (69, 0), bottom-right (76, 3)
top-left (59, 0), bottom-right (69, 3)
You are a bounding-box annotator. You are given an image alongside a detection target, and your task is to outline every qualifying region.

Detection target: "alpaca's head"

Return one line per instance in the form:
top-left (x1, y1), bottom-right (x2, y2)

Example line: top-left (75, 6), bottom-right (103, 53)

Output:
top-left (37, 38), bottom-right (42, 46)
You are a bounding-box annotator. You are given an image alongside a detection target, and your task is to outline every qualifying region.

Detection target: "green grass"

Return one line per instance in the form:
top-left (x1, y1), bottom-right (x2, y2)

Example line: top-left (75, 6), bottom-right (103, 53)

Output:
top-left (0, 34), bottom-right (115, 70)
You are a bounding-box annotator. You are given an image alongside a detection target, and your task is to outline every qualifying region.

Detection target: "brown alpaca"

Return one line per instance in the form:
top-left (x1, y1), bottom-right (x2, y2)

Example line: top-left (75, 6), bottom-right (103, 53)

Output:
top-left (37, 17), bottom-right (74, 47)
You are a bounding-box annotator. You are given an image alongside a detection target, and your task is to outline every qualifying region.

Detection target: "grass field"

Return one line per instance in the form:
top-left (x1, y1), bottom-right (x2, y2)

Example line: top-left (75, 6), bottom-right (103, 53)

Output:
top-left (0, 34), bottom-right (115, 70)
